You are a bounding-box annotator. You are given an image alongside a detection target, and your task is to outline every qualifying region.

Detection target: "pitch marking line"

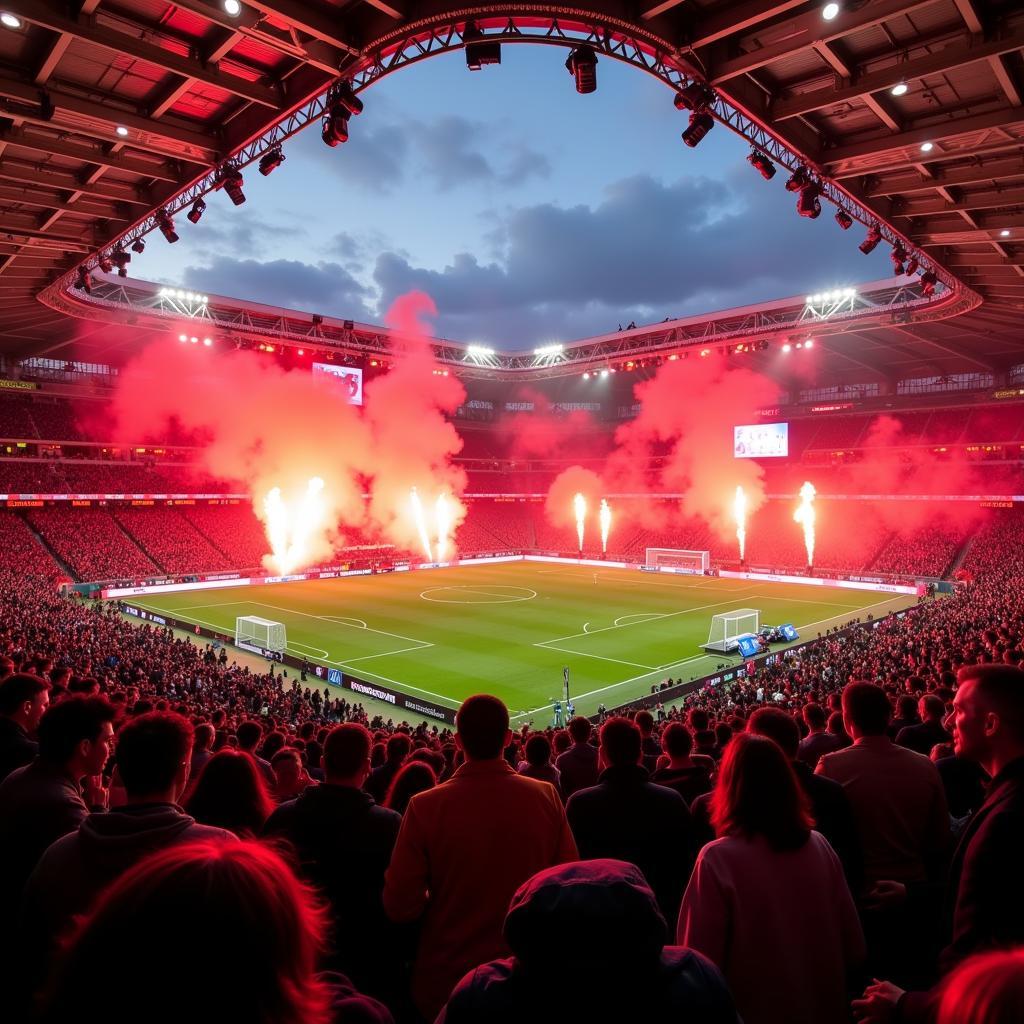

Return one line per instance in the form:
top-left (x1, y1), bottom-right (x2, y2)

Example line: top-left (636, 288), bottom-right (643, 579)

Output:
top-left (614, 613), bottom-right (663, 626)
top-left (250, 600), bottom-right (433, 650)
top-left (288, 641), bottom-right (329, 659)
top-left (320, 615), bottom-right (368, 628)
top-left (532, 643), bottom-right (657, 671)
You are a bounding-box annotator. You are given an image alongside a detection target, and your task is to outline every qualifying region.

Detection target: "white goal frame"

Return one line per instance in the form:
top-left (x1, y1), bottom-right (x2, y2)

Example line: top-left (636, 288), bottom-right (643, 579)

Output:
top-left (235, 615), bottom-right (287, 654)
top-left (645, 548), bottom-right (710, 573)
top-left (704, 609), bottom-right (760, 654)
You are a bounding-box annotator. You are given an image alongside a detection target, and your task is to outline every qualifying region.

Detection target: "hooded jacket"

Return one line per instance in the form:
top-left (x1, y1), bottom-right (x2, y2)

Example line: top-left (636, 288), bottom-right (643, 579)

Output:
top-left (438, 859), bottom-right (739, 1024)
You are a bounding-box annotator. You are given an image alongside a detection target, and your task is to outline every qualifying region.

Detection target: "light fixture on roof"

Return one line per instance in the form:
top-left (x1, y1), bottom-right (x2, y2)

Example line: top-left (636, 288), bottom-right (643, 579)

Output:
top-left (834, 210), bottom-right (854, 230)
top-left (859, 223), bottom-right (882, 255)
top-left (582, 372), bottom-right (590, 380)
top-left (747, 150), bottom-right (776, 180)
top-left (259, 147), bottom-right (284, 175)
top-left (115, 125), bottom-right (129, 138)
top-left (131, 238), bottom-right (145, 254)
top-left (223, 0), bottom-right (242, 15)
top-left (905, 255), bottom-right (919, 276)
top-left (805, 339), bottom-right (814, 349)
top-left (0, 12), bottom-right (22, 29)
top-left (534, 343), bottom-right (564, 356)
top-left (782, 343), bottom-right (792, 353)
top-left (890, 243), bottom-right (907, 275)
top-left (565, 45), bottom-right (598, 94)
top-left (219, 166), bottom-right (245, 206)
top-left (111, 248), bottom-right (130, 277)
top-left (155, 209), bottom-right (178, 244)
top-left (920, 141), bottom-right (934, 153)
top-left (203, 338), bottom-right (213, 347)
top-left (797, 182), bottom-right (822, 219)
top-left (682, 111), bottom-right (714, 148)
top-left (919, 270), bottom-right (938, 297)
top-left (599, 369), bottom-right (609, 379)
top-left (890, 81), bottom-right (908, 97)
top-left (463, 22), bottom-right (501, 71)
top-left (1000, 229), bottom-right (1011, 238)
top-left (822, 3), bottom-right (840, 20)
top-left (75, 266), bottom-right (92, 293)
top-left (186, 198), bottom-right (206, 224)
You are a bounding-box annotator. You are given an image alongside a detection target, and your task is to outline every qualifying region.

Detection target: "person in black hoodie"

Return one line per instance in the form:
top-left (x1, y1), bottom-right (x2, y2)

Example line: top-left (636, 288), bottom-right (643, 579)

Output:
top-left (0, 673), bottom-right (49, 784)
top-left (437, 859), bottom-right (739, 1024)
top-left (18, 711), bottom-right (233, 1014)
top-left (263, 722), bottom-right (402, 1004)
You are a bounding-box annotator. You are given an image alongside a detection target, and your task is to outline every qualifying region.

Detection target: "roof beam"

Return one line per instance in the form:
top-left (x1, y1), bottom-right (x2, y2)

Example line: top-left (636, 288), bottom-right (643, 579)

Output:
top-left (708, 0), bottom-right (940, 84)
top-left (677, 0), bottom-right (806, 43)
top-left (242, 0), bottom-right (360, 56)
top-left (772, 24), bottom-right (1024, 121)
top-left (942, 253), bottom-right (1024, 267)
top-left (0, 75), bottom-right (221, 163)
top-left (863, 156), bottom-right (1024, 196)
top-left (893, 184), bottom-right (1024, 216)
top-left (34, 30), bottom-right (72, 87)
top-left (0, 124), bottom-right (188, 182)
top-left (821, 107), bottom-right (1024, 169)
top-left (17, 0), bottom-right (283, 110)
top-left (888, 324), bottom-right (997, 371)
top-left (989, 54), bottom-right (1024, 107)
top-left (0, 160), bottom-right (150, 205)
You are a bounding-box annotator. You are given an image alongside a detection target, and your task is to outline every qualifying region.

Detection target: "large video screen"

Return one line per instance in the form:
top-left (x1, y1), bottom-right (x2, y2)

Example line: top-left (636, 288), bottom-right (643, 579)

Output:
top-left (312, 363), bottom-right (363, 405)
top-left (734, 422), bottom-right (788, 458)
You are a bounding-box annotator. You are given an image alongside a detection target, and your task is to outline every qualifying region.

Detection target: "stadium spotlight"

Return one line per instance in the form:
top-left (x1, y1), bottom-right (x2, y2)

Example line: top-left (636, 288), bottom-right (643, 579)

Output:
top-left (223, 0), bottom-right (241, 14)
top-left (203, 337), bottom-right (213, 347)
top-left (582, 371), bottom-right (590, 380)
top-left (321, 83), bottom-right (362, 148)
top-left (905, 255), bottom-right (919, 276)
top-left (782, 343), bottom-right (792, 353)
top-left (834, 210), bottom-right (854, 230)
top-left (75, 266), bottom-right (92, 293)
top-left (220, 166), bottom-right (245, 205)
top-left (1000, 229), bottom-right (1010, 237)
top-left (804, 338), bottom-right (815, 348)
top-left (155, 209), bottom-right (178, 243)
top-left (797, 182), bottom-right (821, 219)
top-left (131, 238), bottom-right (145, 254)
top-left (1, 12), bottom-right (22, 29)
top-left (891, 80), bottom-right (908, 97)
top-left (682, 111), bottom-right (714, 148)
top-left (259, 147), bottom-right (285, 175)
top-left (674, 82), bottom-right (714, 111)
top-left (186, 198), bottom-right (206, 224)
top-left (98, 254), bottom-right (114, 274)
top-left (890, 243), bottom-right (907, 275)
top-left (747, 150), bottom-right (776, 180)
top-left (784, 166), bottom-right (810, 192)
top-left (565, 45), bottom-right (598, 94)
top-left (919, 270), bottom-right (938, 297)
top-left (463, 22), bottom-right (501, 70)
top-left (858, 223), bottom-right (882, 254)
top-left (822, 3), bottom-right (840, 19)
top-left (920, 141), bottom-right (934, 153)
top-left (111, 248), bottom-right (130, 277)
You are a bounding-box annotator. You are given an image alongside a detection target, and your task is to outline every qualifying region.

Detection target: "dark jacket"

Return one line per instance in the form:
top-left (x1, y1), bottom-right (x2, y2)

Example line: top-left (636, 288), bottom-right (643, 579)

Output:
top-left (567, 764), bottom-right (696, 921)
top-left (264, 783), bottom-right (402, 997)
top-left (651, 763), bottom-right (713, 806)
top-left (0, 718), bottom-right (37, 785)
top-left (792, 760), bottom-right (864, 894)
top-left (438, 859), bottom-right (739, 1024)
top-left (896, 721), bottom-right (952, 758)
top-left (364, 760), bottom-right (403, 805)
top-left (797, 730), bottom-right (844, 768)
top-left (935, 755), bottom-right (986, 820)
top-left (554, 741), bottom-right (599, 798)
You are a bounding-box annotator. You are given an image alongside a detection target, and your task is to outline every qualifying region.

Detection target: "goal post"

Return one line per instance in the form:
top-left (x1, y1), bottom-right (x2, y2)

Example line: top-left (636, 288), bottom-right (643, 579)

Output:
top-left (235, 615), bottom-right (287, 655)
top-left (645, 548), bottom-right (710, 573)
top-left (704, 608), bottom-right (760, 654)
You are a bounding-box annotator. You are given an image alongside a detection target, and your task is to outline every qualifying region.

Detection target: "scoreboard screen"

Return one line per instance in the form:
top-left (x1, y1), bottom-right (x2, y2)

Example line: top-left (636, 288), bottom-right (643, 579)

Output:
top-left (734, 422), bottom-right (788, 458)
top-left (312, 363), bottom-right (363, 405)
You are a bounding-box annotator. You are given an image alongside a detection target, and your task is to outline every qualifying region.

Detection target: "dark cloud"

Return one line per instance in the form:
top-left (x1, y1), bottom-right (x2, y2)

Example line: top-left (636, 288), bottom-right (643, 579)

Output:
top-left (298, 120), bottom-right (409, 194)
top-left (181, 257), bottom-right (375, 321)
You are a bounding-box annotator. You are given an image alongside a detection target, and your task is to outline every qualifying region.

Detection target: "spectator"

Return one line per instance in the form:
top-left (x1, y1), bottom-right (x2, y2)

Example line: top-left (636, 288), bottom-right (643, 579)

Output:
top-left (636, 710), bottom-right (661, 771)
top-left (264, 723), bottom-right (402, 1003)
top-left (272, 747), bottom-right (313, 803)
top-left (237, 719), bottom-right (276, 788)
top-left (20, 712), bottom-right (234, 1002)
top-left (678, 733), bottom-right (864, 1024)
top-left (748, 707), bottom-right (862, 892)
top-left (555, 714), bottom-right (599, 798)
top-left (652, 721), bottom-right (713, 805)
top-left (0, 673), bottom-right (49, 783)
top-left (567, 716), bottom-right (696, 922)
top-left (891, 695), bottom-right (922, 739)
top-left (186, 748), bottom-right (275, 837)
top-left (0, 696), bottom-right (115, 921)
top-left (439, 860), bottom-right (740, 1024)
top-left (897, 695), bottom-right (952, 757)
top-left (365, 733), bottom-right (411, 805)
top-left (517, 734), bottom-right (561, 793)
top-left (38, 840), bottom-right (393, 1024)
top-left (384, 760), bottom-right (437, 816)
top-left (798, 702), bottom-right (844, 767)
top-left (383, 695), bottom-right (577, 1022)
top-left (190, 722), bottom-right (215, 779)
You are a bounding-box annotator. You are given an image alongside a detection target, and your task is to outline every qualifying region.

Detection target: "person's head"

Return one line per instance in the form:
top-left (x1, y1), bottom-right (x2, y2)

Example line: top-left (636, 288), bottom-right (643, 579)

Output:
top-left (919, 693), bottom-right (946, 723)
top-left (599, 717), bottom-right (641, 769)
top-left (662, 722), bottom-right (693, 761)
top-left (687, 708), bottom-right (709, 732)
top-left (842, 682), bottom-right (891, 739)
top-left (185, 749), bottom-right (275, 836)
top-left (193, 722), bottom-right (215, 752)
top-left (385, 732), bottom-right (412, 765)
top-left (0, 673), bottom-right (50, 733)
top-left (455, 694), bottom-right (510, 761)
top-left (322, 723), bottom-right (372, 785)
top-left (568, 716), bottom-right (591, 744)
top-left (384, 761), bottom-right (437, 816)
top-left (635, 710), bottom-right (654, 737)
top-left (897, 694), bottom-right (918, 720)
top-left (236, 720), bottom-right (262, 752)
top-left (711, 732), bottom-right (812, 851)
top-left (748, 707), bottom-right (801, 760)
top-left (802, 702), bottom-right (826, 731)
top-left (261, 730), bottom-right (286, 761)
top-left (271, 749), bottom-right (304, 792)
top-left (938, 949), bottom-right (1024, 1024)
top-left (116, 712), bottom-right (194, 803)
top-left (524, 734), bottom-right (552, 769)
top-left (41, 841), bottom-right (333, 1024)
top-left (37, 696), bottom-right (116, 776)
top-left (948, 665), bottom-right (1024, 771)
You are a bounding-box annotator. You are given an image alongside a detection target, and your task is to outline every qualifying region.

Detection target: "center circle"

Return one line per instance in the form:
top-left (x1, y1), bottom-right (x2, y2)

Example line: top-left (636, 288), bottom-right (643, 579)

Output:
top-left (420, 585), bottom-right (538, 604)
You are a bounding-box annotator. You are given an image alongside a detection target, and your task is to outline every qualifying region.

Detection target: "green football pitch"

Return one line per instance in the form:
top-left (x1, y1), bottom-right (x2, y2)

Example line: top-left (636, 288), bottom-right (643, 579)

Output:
top-left (127, 562), bottom-right (918, 722)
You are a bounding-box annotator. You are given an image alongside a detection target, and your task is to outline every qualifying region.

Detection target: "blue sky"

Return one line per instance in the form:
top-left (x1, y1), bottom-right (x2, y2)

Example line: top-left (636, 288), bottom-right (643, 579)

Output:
top-left (138, 45), bottom-right (892, 348)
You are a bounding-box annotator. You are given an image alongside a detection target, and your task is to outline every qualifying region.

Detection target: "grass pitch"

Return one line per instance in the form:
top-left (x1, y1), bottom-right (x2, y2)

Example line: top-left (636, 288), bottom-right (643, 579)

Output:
top-left (130, 562), bottom-right (917, 722)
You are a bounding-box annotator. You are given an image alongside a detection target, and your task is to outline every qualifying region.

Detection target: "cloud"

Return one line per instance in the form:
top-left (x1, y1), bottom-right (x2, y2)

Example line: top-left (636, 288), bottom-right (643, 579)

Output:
top-left (181, 257), bottom-right (375, 320)
top-left (298, 120), bottom-right (409, 194)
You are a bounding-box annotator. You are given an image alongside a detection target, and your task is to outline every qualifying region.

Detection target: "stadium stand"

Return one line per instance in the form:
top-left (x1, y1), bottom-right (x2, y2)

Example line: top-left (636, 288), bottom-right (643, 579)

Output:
top-left (111, 508), bottom-right (233, 575)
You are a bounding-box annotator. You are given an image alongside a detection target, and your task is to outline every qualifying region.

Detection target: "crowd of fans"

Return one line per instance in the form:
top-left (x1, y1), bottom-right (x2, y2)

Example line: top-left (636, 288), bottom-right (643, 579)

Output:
top-left (112, 507), bottom-right (233, 575)
top-left (0, 504), bottom-right (1022, 1021)
top-left (26, 508), bottom-right (158, 581)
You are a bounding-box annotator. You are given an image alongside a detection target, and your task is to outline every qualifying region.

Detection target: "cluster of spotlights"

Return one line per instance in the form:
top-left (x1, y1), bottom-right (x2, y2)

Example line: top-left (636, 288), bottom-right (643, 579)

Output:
top-left (781, 340), bottom-right (815, 352)
top-left (160, 288), bottom-right (210, 304)
top-left (807, 288), bottom-right (856, 304)
top-left (534, 343), bottom-right (564, 357)
top-left (674, 82), bottom-right (716, 148)
top-left (179, 334), bottom-right (214, 347)
top-left (322, 82), bottom-right (363, 148)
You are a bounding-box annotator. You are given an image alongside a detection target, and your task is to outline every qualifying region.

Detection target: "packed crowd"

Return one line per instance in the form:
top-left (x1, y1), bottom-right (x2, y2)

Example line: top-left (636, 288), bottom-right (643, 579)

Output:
top-left (27, 508), bottom-right (158, 581)
top-left (0, 506), bottom-right (1022, 1022)
top-left (112, 507), bottom-right (233, 575)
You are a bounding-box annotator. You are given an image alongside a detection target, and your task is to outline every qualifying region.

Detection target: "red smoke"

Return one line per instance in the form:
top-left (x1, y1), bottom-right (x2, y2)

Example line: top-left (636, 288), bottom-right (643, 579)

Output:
top-left (545, 465), bottom-right (605, 529)
top-left (495, 388), bottom-right (598, 460)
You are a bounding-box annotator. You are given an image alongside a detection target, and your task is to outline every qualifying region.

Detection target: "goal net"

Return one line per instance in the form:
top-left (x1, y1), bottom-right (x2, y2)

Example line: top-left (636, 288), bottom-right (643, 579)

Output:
top-left (704, 608), bottom-right (760, 654)
top-left (645, 548), bottom-right (710, 573)
top-left (235, 615), bottom-right (287, 654)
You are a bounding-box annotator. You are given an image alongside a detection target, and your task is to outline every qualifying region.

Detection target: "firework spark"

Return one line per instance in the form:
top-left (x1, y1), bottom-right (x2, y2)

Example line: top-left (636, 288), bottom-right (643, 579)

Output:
top-left (599, 498), bottom-right (612, 554)
top-left (574, 492), bottom-right (587, 552)
top-left (410, 487), bottom-right (434, 562)
top-left (263, 476), bottom-right (326, 575)
top-left (793, 480), bottom-right (817, 566)
top-left (734, 485), bottom-right (748, 561)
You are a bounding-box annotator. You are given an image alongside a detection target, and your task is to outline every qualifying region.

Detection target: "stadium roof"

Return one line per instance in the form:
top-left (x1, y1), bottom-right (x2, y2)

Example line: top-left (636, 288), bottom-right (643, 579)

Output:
top-left (1, 0), bottom-right (1022, 381)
